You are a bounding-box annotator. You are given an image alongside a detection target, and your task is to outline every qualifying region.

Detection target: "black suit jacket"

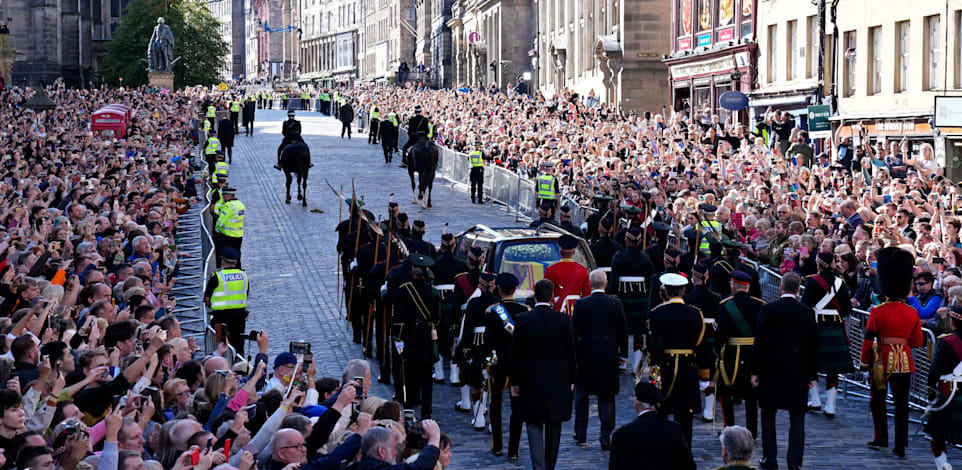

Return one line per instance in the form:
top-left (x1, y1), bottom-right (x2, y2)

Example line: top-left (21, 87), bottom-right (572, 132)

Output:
top-left (571, 292), bottom-right (627, 396)
top-left (608, 412), bottom-right (695, 470)
top-left (217, 118), bottom-right (235, 147)
top-left (752, 295), bottom-right (818, 411)
top-left (510, 304), bottom-right (577, 424)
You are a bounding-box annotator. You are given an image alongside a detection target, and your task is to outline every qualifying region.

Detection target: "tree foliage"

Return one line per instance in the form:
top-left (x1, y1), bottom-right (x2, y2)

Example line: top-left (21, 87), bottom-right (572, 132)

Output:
top-left (99, 0), bottom-right (229, 89)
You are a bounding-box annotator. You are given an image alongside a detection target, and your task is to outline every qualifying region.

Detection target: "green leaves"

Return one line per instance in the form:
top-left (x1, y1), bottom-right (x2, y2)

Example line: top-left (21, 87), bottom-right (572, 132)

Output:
top-left (99, 0), bottom-right (229, 89)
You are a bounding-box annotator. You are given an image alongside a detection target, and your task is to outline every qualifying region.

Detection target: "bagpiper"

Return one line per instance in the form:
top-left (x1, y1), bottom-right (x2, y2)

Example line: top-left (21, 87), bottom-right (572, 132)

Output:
top-left (608, 228), bottom-right (654, 372)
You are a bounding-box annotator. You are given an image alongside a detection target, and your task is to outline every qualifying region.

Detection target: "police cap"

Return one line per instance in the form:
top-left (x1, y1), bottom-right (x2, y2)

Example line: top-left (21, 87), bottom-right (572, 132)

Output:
top-left (222, 187), bottom-right (237, 195)
top-left (287, 109), bottom-right (295, 116)
top-left (220, 246), bottom-right (241, 261)
top-left (698, 203), bottom-right (717, 214)
top-left (406, 253), bottom-right (435, 268)
top-left (495, 273), bottom-right (519, 288)
top-left (660, 273), bottom-right (688, 287)
top-left (558, 234), bottom-right (579, 250)
top-left (620, 204), bottom-right (643, 215)
top-left (634, 381), bottom-right (664, 405)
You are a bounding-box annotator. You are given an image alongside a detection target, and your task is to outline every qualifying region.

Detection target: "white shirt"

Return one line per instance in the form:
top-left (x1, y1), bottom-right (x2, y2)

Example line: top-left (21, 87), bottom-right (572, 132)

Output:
top-left (535, 302), bottom-right (551, 307)
top-left (591, 289), bottom-right (605, 295)
top-left (781, 293), bottom-right (797, 299)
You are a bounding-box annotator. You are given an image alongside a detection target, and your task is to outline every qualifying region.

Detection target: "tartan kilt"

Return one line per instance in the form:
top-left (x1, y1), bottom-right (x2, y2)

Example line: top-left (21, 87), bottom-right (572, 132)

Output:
top-left (924, 392), bottom-right (962, 444)
top-left (621, 296), bottom-right (649, 335)
top-left (816, 322), bottom-right (855, 374)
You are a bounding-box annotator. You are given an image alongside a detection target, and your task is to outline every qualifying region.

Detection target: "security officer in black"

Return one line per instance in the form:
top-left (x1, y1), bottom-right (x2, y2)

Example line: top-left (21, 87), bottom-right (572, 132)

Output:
top-left (454, 273), bottom-right (498, 422)
top-left (608, 227), bottom-right (655, 361)
top-left (590, 217), bottom-right (622, 269)
top-left (585, 194), bottom-right (615, 242)
top-left (484, 273), bottom-right (527, 459)
top-left (402, 105), bottom-right (430, 162)
top-left (645, 222), bottom-right (672, 274)
top-left (646, 273), bottom-right (713, 446)
top-left (557, 205), bottom-right (584, 238)
top-left (714, 270), bottom-right (764, 438)
top-left (709, 238), bottom-right (762, 299)
top-left (393, 254), bottom-right (440, 419)
top-left (651, 246), bottom-right (684, 305)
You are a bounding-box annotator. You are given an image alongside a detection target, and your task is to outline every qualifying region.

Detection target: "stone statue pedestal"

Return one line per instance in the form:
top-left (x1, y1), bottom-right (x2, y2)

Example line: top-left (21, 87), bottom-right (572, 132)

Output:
top-left (0, 35), bottom-right (15, 87)
top-left (148, 71), bottom-right (174, 90)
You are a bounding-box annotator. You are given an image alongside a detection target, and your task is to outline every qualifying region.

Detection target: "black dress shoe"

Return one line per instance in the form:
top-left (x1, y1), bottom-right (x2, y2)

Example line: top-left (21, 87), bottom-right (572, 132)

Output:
top-left (893, 447), bottom-right (905, 458)
top-left (601, 443), bottom-right (610, 451)
top-left (573, 438), bottom-right (587, 447)
top-left (507, 454), bottom-right (519, 461)
top-left (491, 450), bottom-right (502, 457)
top-left (867, 439), bottom-right (888, 448)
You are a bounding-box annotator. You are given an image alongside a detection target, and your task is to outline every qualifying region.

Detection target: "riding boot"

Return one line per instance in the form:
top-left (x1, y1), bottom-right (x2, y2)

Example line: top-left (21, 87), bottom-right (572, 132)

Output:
top-left (823, 386), bottom-right (838, 418)
top-left (449, 363), bottom-right (461, 386)
top-left (808, 383), bottom-right (822, 411)
top-left (455, 385), bottom-right (471, 412)
top-left (433, 360), bottom-right (445, 384)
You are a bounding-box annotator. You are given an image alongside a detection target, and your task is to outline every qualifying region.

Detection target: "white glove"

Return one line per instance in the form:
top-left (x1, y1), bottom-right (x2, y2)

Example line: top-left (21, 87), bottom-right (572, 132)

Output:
top-left (350, 259), bottom-right (357, 270)
top-left (699, 380), bottom-right (710, 392)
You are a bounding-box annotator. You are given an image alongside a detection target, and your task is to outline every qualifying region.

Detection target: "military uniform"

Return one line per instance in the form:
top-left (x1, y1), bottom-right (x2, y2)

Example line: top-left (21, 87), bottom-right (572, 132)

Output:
top-left (584, 196), bottom-right (615, 242)
top-left (544, 235), bottom-right (591, 313)
top-left (391, 255), bottom-right (439, 418)
top-left (590, 234), bottom-right (622, 269)
top-left (482, 278), bottom-right (528, 457)
top-left (647, 291), bottom-right (713, 445)
top-left (367, 256), bottom-right (399, 382)
top-left (432, 245), bottom-right (469, 384)
top-left (714, 282), bottom-right (764, 438)
top-left (453, 274), bottom-right (498, 428)
top-left (684, 260), bottom-right (721, 422)
top-left (607, 232), bottom-right (654, 356)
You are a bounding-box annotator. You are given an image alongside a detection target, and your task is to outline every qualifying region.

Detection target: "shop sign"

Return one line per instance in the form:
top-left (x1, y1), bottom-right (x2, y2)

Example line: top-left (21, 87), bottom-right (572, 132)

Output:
top-left (678, 37), bottom-right (692, 51)
top-left (670, 55), bottom-right (735, 79)
top-left (876, 121), bottom-right (917, 132)
top-left (696, 34), bottom-right (711, 48)
top-left (717, 27), bottom-right (734, 42)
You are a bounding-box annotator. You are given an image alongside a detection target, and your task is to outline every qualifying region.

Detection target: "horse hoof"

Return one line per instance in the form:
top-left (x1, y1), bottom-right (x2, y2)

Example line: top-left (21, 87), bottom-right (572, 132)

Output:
top-left (297, 194), bottom-right (303, 200)
top-left (427, 201), bottom-right (432, 208)
top-left (411, 198), bottom-right (418, 205)
top-left (302, 200), bottom-right (307, 207)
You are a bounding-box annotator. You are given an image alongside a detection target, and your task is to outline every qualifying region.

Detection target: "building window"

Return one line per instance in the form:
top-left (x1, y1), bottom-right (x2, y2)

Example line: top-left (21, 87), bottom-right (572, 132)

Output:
top-left (787, 20), bottom-right (797, 80)
top-left (926, 14), bottom-right (941, 90)
top-left (957, 11), bottom-right (962, 87)
top-left (896, 20), bottom-right (910, 92)
top-left (843, 30), bottom-right (855, 97)
top-left (868, 26), bottom-right (881, 95)
top-left (768, 24), bottom-right (777, 83)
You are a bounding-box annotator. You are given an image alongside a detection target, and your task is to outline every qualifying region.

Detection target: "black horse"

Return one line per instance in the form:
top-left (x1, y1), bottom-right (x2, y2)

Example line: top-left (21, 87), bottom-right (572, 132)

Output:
top-left (278, 134), bottom-right (311, 206)
top-left (407, 139), bottom-right (438, 208)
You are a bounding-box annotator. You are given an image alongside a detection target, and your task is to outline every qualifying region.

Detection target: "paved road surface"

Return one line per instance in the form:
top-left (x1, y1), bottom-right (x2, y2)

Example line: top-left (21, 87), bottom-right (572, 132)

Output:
top-left (224, 109), bottom-right (959, 469)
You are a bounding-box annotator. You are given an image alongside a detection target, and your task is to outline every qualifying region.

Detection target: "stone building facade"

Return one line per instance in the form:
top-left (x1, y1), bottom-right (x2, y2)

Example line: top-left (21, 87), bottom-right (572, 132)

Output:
top-left (299, 0), bottom-right (360, 85)
top-left (448, 0), bottom-right (532, 90)
top-left (359, 0), bottom-right (415, 81)
top-left (206, 0), bottom-right (246, 80)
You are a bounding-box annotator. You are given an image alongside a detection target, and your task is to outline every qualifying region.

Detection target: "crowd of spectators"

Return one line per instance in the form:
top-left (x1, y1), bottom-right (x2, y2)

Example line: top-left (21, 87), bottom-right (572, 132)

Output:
top-left (352, 84), bottom-right (956, 334)
top-left (0, 81), bottom-right (450, 470)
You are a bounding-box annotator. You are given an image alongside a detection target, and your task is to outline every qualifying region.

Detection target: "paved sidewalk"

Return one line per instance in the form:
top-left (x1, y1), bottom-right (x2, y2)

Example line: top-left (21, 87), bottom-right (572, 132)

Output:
top-left (224, 110), bottom-right (959, 469)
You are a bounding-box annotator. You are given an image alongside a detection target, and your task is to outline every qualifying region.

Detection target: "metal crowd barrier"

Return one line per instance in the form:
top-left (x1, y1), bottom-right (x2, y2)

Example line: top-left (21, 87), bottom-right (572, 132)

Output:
top-left (753, 260), bottom-right (938, 417)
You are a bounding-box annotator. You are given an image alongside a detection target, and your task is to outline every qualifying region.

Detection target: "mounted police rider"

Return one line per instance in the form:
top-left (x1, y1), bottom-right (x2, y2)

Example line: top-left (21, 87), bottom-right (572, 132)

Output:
top-left (402, 105), bottom-right (431, 166)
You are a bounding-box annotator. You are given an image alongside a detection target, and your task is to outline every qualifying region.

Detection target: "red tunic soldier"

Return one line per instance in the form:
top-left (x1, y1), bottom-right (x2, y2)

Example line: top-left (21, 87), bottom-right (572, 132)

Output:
top-left (544, 234), bottom-right (591, 313)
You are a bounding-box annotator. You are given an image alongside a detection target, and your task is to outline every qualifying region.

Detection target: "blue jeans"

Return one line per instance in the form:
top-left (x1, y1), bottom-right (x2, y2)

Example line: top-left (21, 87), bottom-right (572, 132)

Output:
top-left (573, 386), bottom-right (615, 446)
top-left (526, 421), bottom-right (562, 470)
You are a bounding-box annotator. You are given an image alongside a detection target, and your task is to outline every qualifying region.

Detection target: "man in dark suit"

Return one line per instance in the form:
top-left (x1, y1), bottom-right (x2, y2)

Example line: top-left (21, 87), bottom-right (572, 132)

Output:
top-left (242, 96), bottom-right (256, 136)
top-left (216, 117), bottom-right (235, 163)
top-left (339, 101), bottom-right (355, 138)
top-left (572, 269), bottom-right (628, 450)
top-left (608, 381), bottom-right (695, 470)
top-left (510, 279), bottom-right (577, 470)
top-left (752, 272), bottom-right (818, 470)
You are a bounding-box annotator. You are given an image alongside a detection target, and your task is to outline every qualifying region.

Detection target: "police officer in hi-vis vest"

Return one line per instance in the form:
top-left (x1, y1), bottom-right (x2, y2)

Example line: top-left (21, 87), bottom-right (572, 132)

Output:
top-left (369, 105), bottom-right (381, 144)
top-left (468, 140), bottom-right (485, 204)
top-left (212, 187), bottom-right (245, 269)
top-left (536, 161), bottom-right (559, 212)
top-left (204, 246), bottom-right (250, 355)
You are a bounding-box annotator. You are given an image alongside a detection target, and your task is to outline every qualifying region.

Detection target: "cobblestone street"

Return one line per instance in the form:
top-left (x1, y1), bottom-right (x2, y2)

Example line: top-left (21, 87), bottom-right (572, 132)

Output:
top-left (225, 109), bottom-right (958, 469)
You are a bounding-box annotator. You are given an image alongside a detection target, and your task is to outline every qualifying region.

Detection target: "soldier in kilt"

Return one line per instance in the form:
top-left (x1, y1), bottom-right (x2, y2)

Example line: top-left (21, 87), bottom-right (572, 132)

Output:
top-left (925, 306), bottom-right (962, 470)
top-left (454, 273), bottom-right (499, 428)
top-left (431, 233), bottom-right (469, 385)
top-left (800, 252), bottom-right (855, 418)
top-left (608, 227), bottom-right (655, 373)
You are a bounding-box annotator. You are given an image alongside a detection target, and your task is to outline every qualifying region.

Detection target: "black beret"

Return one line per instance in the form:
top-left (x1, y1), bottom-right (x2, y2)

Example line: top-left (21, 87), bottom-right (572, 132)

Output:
top-left (558, 234), bottom-right (578, 250)
top-left (634, 381), bottom-right (664, 405)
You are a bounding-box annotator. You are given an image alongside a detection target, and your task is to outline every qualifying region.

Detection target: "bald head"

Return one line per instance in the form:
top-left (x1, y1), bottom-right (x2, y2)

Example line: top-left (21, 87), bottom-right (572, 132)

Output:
top-left (171, 419), bottom-right (202, 451)
top-left (204, 356), bottom-right (230, 376)
top-left (589, 269), bottom-right (608, 290)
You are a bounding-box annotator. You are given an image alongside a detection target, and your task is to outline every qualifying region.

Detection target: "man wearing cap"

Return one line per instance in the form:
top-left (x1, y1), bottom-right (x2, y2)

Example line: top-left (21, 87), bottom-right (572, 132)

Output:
top-left (684, 259), bottom-right (721, 422)
top-left (590, 217), bottom-right (622, 269)
top-left (608, 381), bottom-right (695, 469)
top-left (405, 220), bottom-right (437, 258)
top-left (800, 251), bottom-right (855, 418)
top-left (557, 206), bottom-right (584, 238)
top-left (468, 140), bottom-right (486, 204)
top-left (859, 247), bottom-right (924, 457)
top-left (266, 351), bottom-right (300, 393)
top-left (482, 273), bottom-right (528, 459)
top-left (448, 247), bottom-right (485, 374)
top-left (510, 279), bottom-right (576, 470)
top-left (545, 234), bottom-right (591, 313)
top-left (608, 228), bottom-right (655, 372)
top-left (753, 272), bottom-right (818, 470)
top-left (646, 273), bottom-right (712, 445)
top-left (431, 232), bottom-right (469, 387)
top-left (282, 109), bottom-right (301, 140)
top-left (585, 195), bottom-right (616, 242)
top-left (454, 272), bottom-right (498, 428)
top-left (572, 269), bottom-right (627, 450)
top-left (382, 244), bottom-right (415, 391)
top-left (536, 161), bottom-right (559, 211)
top-left (203, 128), bottom-right (221, 176)
top-left (212, 188), bottom-right (245, 268)
top-left (709, 238), bottom-right (762, 299)
top-left (697, 204), bottom-right (723, 255)
top-left (393, 254), bottom-right (441, 419)
top-left (530, 203), bottom-right (556, 228)
top-left (378, 110), bottom-right (398, 163)
top-left (204, 246), bottom-right (250, 355)
top-left (714, 271), bottom-right (765, 438)
top-left (645, 222), bottom-right (672, 274)
top-left (354, 230), bottom-right (390, 350)
top-left (401, 105), bottom-right (430, 162)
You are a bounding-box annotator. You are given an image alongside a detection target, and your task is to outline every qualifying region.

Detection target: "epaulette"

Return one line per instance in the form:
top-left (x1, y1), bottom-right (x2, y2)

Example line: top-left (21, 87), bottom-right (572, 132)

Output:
top-left (938, 333), bottom-right (953, 339)
top-left (751, 296), bottom-right (765, 303)
top-left (454, 272), bottom-right (469, 279)
top-left (719, 295), bottom-right (734, 303)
